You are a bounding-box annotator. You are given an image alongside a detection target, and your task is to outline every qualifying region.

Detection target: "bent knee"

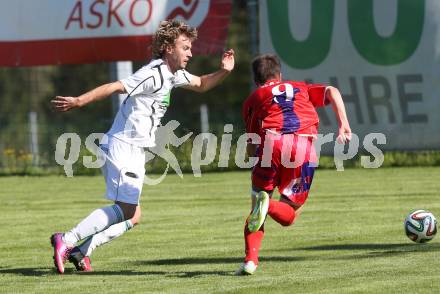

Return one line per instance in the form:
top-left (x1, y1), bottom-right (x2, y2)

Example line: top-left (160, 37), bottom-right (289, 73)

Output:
top-left (280, 195), bottom-right (302, 210)
top-left (115, 201), bottom-right (137, 220)
top-left (130, 206), bottom-right (142, 226)
top-left (131, 214), bottom-right (141, 226)
top-left (281, 218), bottom-right (295, 227)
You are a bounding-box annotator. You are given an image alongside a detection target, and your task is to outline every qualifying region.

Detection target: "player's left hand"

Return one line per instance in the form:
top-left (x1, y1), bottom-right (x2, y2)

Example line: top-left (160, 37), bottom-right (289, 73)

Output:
top-left (336, 125), bottom-right (352, 144)
top-left (221, 49), bottom-right (235, 72)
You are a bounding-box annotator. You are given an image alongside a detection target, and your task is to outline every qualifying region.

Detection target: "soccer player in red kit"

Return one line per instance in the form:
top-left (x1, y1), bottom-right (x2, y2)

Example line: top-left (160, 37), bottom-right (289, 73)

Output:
top-left (236, 54), bottom-right (351, 275)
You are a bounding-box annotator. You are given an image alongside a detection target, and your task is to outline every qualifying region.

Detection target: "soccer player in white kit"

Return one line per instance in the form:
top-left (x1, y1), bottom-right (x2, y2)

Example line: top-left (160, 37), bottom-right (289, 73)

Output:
top-left (50, 20), bottom-right (235, 274)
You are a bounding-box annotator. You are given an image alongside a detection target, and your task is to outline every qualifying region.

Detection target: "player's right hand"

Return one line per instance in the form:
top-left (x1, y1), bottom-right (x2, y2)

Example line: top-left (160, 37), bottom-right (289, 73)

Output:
top-left (336, 125), bottom-right (352, 144)
top-left (51, 96), bottom-right (79, 112)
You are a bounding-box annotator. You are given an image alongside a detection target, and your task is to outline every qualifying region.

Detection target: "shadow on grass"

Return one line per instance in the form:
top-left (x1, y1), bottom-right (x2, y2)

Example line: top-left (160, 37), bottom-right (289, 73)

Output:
top-left (79, 270), bottom-right (167, 276)
top-left (296, 243), bottom-right (440, 251)
top-left (287, 242), bottom-right (440, 260)
top-left (83, 269), bottom-right (234, 278)
top-left (0, 267), bottom-right (53, 276)
top-left (133, 256), bottom-right (305, 266)
top-left (169, 270), bottom-right (234, 278)
top-left (0, 266), bottom-right (236, 278)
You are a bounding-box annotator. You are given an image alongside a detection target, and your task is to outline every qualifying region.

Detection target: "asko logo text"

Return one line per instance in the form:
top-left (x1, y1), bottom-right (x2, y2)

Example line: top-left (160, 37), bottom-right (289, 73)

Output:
top-left (64, 0), bottom-right (200, 30)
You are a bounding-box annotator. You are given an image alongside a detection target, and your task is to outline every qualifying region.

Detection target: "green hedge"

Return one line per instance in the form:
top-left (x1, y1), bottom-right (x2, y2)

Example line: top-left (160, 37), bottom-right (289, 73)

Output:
top-left (1, 140), bottom-right (440, 176)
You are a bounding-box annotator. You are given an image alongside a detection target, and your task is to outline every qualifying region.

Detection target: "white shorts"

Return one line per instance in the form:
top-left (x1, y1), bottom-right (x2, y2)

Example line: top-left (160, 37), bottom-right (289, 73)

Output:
top-left (100, 135), bottom-right (146, 205)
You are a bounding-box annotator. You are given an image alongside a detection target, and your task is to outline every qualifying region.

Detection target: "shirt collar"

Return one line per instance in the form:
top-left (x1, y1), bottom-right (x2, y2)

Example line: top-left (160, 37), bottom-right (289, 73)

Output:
top-left (262, 79), bottom-right (281, 87)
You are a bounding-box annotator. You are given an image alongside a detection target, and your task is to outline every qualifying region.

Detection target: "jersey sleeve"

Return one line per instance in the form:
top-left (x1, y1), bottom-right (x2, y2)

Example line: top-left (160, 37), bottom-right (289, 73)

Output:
top-left (120, 66), bottom-right (157, 96)
top-left (307, 84), bottom-right (329, 108)
top-left (174, 69), bottom-right (195, 88)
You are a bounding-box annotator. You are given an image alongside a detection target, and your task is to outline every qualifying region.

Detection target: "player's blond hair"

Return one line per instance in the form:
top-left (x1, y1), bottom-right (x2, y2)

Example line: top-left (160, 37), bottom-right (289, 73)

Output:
top-left (152, 20), bottom-right (198, 58)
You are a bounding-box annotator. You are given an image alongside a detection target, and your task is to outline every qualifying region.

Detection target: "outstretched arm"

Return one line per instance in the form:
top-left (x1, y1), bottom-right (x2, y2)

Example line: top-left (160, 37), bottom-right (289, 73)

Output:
top-left (325, 86), bottom-right (352, 144)
top-left (183, 49), bottom-right (235, 93)
top-left (51, 81), bottom-right (126, 112)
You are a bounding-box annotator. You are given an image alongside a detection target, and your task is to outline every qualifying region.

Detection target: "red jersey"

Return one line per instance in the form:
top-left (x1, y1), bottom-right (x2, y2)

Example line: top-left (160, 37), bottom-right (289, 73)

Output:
top-left (242, 80), bottom-right (329, 136)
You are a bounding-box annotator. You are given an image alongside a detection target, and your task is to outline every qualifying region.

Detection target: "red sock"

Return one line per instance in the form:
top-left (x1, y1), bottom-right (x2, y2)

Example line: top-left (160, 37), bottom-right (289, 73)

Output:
top-left (244, 219), bottom-right (264, 265)
top-left (268, 199), bottom-right (296, 226)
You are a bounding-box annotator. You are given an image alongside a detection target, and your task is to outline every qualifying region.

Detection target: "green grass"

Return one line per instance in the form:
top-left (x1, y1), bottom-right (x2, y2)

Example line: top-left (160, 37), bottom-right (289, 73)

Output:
top-left (1, 167), bottom-right (439, 293)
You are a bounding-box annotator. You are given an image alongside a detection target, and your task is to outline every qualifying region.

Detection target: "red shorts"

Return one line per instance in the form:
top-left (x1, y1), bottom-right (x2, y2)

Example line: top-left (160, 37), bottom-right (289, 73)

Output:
top-left (251, 133), bottom-right (317, 206)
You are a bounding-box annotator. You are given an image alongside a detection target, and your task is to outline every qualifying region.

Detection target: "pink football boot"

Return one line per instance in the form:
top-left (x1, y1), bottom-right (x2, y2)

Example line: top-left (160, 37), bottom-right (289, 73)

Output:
top-left (69, 247), bottom-right (93, 272)
top-left (50, 233), bottom-right (72, 274)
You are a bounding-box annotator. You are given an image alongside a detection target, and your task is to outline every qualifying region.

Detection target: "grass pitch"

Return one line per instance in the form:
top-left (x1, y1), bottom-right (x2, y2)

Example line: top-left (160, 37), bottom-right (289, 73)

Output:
top-left (0, 167), bottom-right (439, 293)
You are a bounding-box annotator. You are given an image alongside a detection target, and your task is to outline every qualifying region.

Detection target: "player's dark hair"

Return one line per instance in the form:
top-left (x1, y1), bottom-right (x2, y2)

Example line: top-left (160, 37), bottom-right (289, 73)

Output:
top-left (252, 54), bottom-right (281, 85)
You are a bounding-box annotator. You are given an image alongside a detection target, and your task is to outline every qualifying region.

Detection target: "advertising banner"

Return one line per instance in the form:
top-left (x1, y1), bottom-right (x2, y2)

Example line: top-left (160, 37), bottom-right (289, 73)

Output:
top-left (260, 0), bottom-right (440, 150)
top-left (0, 0), bottom-right (232, 66)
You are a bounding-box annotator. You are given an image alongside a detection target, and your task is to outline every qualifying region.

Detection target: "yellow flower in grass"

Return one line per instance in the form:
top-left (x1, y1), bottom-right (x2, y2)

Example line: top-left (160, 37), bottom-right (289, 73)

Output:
top-left (3, 148), bottom-right (15, 156)
top-left (18, 153), bottom-right (33, 161)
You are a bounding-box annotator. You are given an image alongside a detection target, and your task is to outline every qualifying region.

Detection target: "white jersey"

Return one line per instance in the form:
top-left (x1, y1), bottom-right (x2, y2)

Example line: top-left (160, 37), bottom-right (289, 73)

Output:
top-left (106, 59), bottom-right (194, 147)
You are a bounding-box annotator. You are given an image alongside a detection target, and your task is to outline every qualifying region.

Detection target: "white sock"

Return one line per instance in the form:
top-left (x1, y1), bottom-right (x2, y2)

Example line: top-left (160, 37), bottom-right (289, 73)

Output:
top-left (78, 220), bottom-right (134, 257)
top-left (63, 205), bottom-right (124, 245)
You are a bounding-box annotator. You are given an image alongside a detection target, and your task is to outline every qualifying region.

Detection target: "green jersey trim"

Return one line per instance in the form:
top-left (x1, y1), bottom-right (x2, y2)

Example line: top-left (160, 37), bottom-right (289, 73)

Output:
top-left (163, 91), bottom-right (171, 106)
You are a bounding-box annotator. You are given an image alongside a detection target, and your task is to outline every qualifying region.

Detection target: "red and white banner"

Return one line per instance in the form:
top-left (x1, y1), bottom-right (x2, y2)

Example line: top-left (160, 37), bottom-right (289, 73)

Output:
top-left (0, 0), bottom-right (232, 66)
